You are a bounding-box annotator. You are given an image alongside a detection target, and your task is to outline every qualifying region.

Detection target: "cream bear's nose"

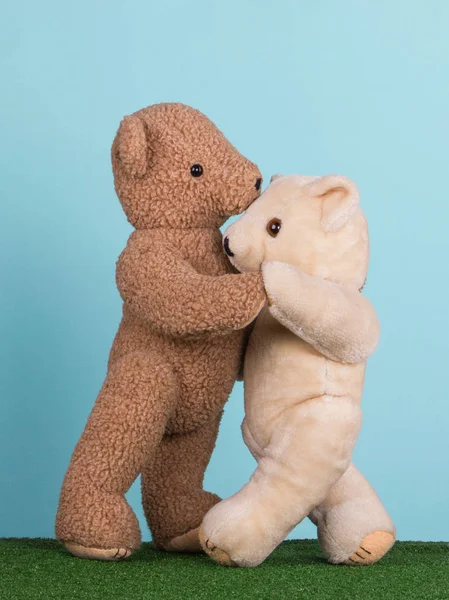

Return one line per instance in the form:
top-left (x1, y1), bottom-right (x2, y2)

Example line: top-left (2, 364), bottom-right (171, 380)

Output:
top-left (223, 236), bottom-right (234, 257)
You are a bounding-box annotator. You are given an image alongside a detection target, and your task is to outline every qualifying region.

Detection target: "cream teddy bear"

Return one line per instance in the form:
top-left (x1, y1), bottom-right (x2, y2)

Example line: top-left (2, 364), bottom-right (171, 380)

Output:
top-left (199, 174), bottom-right (395, 568)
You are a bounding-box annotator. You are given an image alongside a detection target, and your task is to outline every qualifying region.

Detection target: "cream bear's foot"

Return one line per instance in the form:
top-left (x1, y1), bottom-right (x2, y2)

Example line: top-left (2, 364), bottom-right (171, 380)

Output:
top-left (199, 526), bottom-right (237, 566)
top-left (200, 493), bottom-right (284, 568)
top-left (342, 531), bottom-right (395, 566)
top-left (311, 463), bottom-right (396, 566)
top-left (64, 541), bottom-right (133, 561)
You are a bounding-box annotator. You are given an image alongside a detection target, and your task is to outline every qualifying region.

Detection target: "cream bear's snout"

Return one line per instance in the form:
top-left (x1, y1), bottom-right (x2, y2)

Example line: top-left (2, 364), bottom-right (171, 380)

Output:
top-left (222, 217), bottom-right (265, 273)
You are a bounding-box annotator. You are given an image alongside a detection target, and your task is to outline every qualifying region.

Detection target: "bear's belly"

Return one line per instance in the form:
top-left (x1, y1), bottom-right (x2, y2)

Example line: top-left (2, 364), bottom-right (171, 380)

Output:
top-left (243, 310), bottom-right (365, 449)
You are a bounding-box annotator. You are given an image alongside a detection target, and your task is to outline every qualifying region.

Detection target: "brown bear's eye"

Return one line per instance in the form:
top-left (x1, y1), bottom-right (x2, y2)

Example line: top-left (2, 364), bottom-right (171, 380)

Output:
top-left (267, 218), bottom-right (282, 237)
top-left (190, 164), bottom-right (203, 177)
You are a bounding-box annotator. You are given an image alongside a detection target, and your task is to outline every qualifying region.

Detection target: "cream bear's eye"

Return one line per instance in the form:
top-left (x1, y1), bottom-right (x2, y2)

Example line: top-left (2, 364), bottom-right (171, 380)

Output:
top-left (267, 218), bottom-right (282, 237)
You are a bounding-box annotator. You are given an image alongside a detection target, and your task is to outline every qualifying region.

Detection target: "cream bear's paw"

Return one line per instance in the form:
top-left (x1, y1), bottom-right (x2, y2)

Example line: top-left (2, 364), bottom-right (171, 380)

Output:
top-left (342, 531), bottom-right (395, 566)
top-left (199, 526), bottom-right (237, 567)
top-left (262, 261), bottom-right (296, 306)
top-left (200, 497), bottom-right (274, 568)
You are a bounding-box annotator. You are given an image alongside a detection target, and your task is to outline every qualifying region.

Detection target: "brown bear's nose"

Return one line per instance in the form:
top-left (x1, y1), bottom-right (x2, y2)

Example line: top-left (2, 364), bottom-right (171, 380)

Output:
top-left (255, 178), bottom-right (262, 191)
top-left (223, 236), bottom-right (234, 257)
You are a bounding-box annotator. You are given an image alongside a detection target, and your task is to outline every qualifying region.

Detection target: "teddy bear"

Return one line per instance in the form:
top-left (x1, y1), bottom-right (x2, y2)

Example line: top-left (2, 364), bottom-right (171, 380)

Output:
top-left (199, 174), bottom-right (396, 567)
top-left (55, 102), bottom-right (267, 560)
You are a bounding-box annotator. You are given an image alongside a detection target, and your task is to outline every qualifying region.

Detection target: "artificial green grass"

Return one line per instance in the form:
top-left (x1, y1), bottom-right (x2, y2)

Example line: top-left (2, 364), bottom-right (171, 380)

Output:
top-left (1, 539), bottom-right (448, 600)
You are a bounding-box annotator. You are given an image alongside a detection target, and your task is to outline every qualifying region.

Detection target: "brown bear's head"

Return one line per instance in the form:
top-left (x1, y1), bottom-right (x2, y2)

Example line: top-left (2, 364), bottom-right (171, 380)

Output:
top-left (111, 103), bottom-right (262, 229)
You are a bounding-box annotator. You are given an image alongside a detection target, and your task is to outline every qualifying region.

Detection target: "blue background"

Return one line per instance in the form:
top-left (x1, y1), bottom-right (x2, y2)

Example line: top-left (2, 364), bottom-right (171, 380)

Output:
top-left (1, 0), bottom-right (448, 542)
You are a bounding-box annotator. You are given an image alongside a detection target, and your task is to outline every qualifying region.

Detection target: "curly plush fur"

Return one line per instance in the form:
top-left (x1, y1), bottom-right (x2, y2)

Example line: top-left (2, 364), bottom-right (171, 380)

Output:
top-left (55, 103), bottom-right (266, 560)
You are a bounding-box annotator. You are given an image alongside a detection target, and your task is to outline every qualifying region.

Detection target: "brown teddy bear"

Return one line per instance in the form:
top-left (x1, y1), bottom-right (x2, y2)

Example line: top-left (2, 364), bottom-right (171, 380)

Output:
top-left (55, 102), bottom-right (266, 560)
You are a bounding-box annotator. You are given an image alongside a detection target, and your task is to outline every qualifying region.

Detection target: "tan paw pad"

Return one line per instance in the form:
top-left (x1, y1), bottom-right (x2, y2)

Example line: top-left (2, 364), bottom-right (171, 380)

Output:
top-left (199, 526), bottom-right (237, 567)
top-left (64, 541), bottom-right (132, 561)
top-left (344, 531), bottom-right (395, 566)
top-left (162, 527), bottom-right (202, 553)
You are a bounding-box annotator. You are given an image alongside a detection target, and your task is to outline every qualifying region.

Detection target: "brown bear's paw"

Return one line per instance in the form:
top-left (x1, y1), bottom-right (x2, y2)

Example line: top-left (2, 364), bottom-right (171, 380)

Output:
top-left (343, 531), bottom-right (395, 566)
top-left (160, 527), bottom-right (203, 554)
top-left (64, 541), bottom-right (133, 561)
top-left (199, 525), bottom-right (237, 567)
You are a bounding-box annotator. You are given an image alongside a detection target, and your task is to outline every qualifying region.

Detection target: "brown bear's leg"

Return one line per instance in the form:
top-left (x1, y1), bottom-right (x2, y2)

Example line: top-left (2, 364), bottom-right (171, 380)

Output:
top-left (56, 351), bottom-right (177, 560)
top-left (141, 415), bottom-right (222, 552)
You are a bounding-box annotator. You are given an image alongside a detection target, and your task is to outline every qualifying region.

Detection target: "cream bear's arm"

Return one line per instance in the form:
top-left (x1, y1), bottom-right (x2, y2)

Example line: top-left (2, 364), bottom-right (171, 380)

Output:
top-left (262, 261), bottom-right (380, 363)
top-left (116, 232), bottom-right (266, 338)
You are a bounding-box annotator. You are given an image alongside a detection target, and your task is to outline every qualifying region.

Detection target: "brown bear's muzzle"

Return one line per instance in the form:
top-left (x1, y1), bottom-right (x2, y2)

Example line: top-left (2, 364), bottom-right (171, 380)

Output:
top-left (234, 175), bottom-right (264, 215)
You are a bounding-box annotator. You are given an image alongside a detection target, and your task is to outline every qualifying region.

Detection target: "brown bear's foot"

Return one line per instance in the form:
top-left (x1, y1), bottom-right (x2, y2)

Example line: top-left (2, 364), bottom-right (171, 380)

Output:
top-left (56, 486), bottom-right (142, 561)
top-left (199, 525), bottom-right (237, 567)
top-left (161, 527), bottom-right (203, 553)
top-left (64, 541), bottom-right (133, 561)
top-left (343, 531), bottom-right (395, 566)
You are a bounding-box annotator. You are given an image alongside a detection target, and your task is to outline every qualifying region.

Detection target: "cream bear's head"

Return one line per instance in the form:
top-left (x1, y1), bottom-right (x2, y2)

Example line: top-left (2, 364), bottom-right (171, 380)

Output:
top-left (223, 174), bottom-right (369, 289)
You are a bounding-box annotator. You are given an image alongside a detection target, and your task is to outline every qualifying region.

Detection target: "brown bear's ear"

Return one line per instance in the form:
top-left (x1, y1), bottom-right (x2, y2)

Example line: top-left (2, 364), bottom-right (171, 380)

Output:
top-left (306, 174), bottom-right (360, 232)
top-left (117, 115), bottom-right (149, 178)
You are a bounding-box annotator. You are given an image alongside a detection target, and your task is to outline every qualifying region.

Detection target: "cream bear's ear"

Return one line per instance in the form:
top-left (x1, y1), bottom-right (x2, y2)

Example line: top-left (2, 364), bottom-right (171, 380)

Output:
top-left (306, 174), bottom-right (360, 232)
top-left (270, 174), bottom-right (283, 183)
top-left (117, 115), bottom-right (149, 178)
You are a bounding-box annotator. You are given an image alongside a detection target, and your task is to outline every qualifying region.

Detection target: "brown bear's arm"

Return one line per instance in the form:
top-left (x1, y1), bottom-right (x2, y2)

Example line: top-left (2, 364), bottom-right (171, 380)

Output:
top-left (116, 233), bottom-right (266, 337)
top-left (236, 320), bottom-right (257, 381)
top-left (262, 261), bottom-right (380, 364)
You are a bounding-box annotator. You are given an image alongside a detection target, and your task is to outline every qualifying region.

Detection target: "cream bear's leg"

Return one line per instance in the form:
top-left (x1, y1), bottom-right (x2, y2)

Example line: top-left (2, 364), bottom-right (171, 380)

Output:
top-left (200, 395), bottom-right (361, 567)
top-left (309, 462), bottom-right (395, 565)
top-left (241, 418), bottom-right (263, 461)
